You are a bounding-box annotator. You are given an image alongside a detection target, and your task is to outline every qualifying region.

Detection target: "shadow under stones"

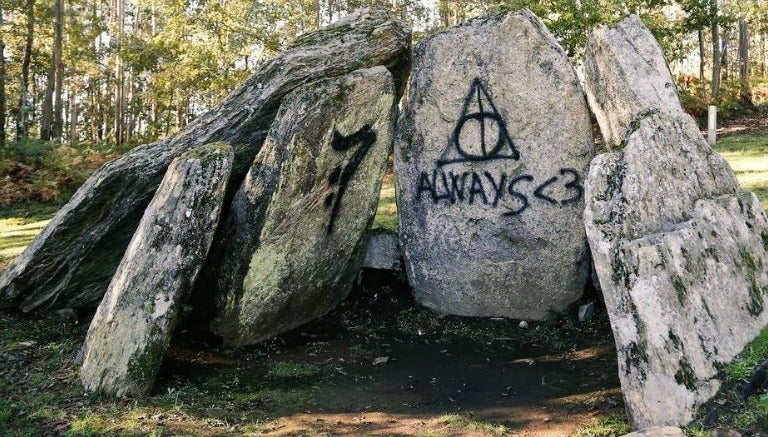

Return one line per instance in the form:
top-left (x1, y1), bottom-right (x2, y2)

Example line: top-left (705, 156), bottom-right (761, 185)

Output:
top-left (159, 269), bottom-right (623, 433)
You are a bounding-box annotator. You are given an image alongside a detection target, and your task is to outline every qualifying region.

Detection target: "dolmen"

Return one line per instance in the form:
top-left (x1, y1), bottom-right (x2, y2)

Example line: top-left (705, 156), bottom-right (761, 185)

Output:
top-left (0, 8), bottom-right (766, 432)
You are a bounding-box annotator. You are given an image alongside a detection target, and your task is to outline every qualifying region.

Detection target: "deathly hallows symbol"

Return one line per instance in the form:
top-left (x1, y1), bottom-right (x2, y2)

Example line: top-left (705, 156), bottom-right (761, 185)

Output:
top-left (437, 78), bottom-right (520, 166)
top-left (324, 124), bottom-right (377, 235)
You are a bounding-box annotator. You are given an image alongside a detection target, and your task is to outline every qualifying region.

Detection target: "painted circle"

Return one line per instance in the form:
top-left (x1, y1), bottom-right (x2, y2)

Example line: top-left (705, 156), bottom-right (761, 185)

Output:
top-left (453, 112), bottom-right (506, 159)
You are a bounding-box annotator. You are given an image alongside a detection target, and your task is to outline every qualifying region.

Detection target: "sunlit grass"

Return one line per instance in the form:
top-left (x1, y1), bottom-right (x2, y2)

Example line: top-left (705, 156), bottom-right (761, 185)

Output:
top-left (716, 132), bottom-right (768, 210)
top-left (574, 415), bottom-right (631, 437)
top-left (427, 414), bottom-right (509, 436)
top-left (0, 213), bottom-right (53, 268)
top-left (373, 183), bottom-right (397, 232)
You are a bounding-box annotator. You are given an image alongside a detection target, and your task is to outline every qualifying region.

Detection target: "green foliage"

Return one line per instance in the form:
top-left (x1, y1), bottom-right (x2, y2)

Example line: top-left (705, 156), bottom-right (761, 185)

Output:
top-left (574, 415), bottom-right (631, 437)
top-left (266, 362), bottom-right (322, 380)
top-left (724, 325), bottom-right (768, 383)
top-left (0, 139), bottom-right (116, 208)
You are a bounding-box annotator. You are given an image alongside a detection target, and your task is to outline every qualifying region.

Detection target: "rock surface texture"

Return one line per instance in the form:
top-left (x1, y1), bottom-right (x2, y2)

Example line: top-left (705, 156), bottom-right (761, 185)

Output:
top-left (395, 9), bottom-right (594, 319)
top-left (583, 15), bottom-right (686, 150)
top-left (584, 16), bottom-right (768, 429)
top-left (205, 67), bottom-right (395, 347)
top-left (79, 143), bottom-right (232, 397)
top-left (621, 427), bottom-right (686, 437)
top-left (0, 8), bottom-right (410, 313)
top-left (362, 229), bottom-right (401, 271)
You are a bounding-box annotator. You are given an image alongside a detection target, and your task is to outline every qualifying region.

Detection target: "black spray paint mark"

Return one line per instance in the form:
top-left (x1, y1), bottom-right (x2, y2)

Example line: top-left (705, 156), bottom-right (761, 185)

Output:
top-left (503, 175), bottom-right (534, 216)
top-left (415, 168), bottom-right (584, 217)
top-left (324, 125), bottom-right (377, 234)
top-left (437, 78), bottom-right (520, 166)
top-left (533, 168), bottom-right (582, 207)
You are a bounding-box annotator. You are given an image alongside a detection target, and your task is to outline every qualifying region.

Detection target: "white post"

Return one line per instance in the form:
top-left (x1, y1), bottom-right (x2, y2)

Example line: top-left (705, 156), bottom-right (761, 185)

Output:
top-left (707, 105), bottom-right (717, 146)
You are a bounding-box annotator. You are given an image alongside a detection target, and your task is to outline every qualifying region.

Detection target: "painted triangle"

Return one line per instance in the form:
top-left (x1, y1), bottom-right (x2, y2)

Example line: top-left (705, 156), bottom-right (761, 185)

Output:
top-left (437, 77), bottom-right (520, 166)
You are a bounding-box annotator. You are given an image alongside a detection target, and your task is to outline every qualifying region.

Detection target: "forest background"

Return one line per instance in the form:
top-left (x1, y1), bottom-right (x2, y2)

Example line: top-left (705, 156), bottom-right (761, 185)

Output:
top-left (0, 0), bottom-right (766, 208)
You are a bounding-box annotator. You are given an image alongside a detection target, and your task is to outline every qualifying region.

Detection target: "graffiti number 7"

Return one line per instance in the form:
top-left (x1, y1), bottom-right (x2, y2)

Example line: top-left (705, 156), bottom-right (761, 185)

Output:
top-left (324, 124), bottom-right (377, 235)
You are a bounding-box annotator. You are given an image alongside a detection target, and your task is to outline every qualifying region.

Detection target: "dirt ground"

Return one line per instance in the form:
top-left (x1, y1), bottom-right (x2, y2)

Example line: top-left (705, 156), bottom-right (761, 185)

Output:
top-left (156, 270), bottom-right (625, 436)
top-left (719, 111), bottom-right (768, 136)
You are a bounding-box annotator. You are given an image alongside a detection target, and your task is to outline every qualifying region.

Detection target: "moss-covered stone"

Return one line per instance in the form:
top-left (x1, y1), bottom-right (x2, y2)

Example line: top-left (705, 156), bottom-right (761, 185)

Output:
top-left (584, 15), bottom-right (768, 430)
top-left (205, 67), bottom-right (396, 347)
top-left (79, 143), bottom-right (233, 397)
top-left (674, 359), bottom-right (697, 391)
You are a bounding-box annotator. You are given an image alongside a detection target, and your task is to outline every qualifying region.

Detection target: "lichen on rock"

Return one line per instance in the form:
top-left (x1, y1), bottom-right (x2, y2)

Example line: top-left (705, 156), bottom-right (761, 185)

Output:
top-left (584, 15), bottom-right (768, 429)
top-left (203, 66), bottom-right (397, 347)
top-left (79, 143), bottom-right (233, 397)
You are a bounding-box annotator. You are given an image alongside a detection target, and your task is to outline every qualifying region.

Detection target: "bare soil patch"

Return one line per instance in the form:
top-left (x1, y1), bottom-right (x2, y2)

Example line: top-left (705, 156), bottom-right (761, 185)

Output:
top-left (159, 270), bottom-right (623, 436)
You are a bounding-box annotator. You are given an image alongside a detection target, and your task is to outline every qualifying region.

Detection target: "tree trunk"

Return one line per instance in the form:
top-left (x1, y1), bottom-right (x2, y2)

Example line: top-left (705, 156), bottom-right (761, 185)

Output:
top-left (721, 26), bottom-right (730, 82)
top-left (698, 28), bottom-right (706, 99)
top-left (0, 8), bottom-right (411, 313)
top-left (40, 70), bottom-right (55, 140)
top-left (739, 18), bottom-right (752, 106)
top-left (89, 82), bottom-right (98, 142)
top-left (711, 18), bottom-right (722, 104)
top-left (0, 0), bottom-right (6, 148)
top-left (52, 0), bottom-right (64, 140)
top-left (41, 0), bottom-right (63, 141)
top-left (69, 81), bottom-right (78, 145)
top-left (761, 25), bottom-right (766, 76)
top-left (114, 0), bottom-right (125, 147)
top-left (16, 0), bottom-right (34, 141)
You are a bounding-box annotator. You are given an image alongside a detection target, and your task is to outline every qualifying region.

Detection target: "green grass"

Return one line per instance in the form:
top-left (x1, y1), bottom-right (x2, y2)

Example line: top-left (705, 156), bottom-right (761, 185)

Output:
top-left (427, 414), bottom-right (509, 436)
top-left (373, 182), bottom-right (397, 231)
top-left (684, 324), bottom-right (768, 434)
top-left (574, 415), bottom-right (631, 437)
top-left (725, 325), bottom-right (768, 384)
top-left (0, 206), bottom-right (56, 269)
top-left (715, 132), bottom-right (768, 210)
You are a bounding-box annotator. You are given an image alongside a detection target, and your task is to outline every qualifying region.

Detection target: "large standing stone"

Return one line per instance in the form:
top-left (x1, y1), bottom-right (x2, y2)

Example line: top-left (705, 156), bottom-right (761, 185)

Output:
top-left (204, 66), bottom-right (395, 346)
top-left (79, 143), bottom-right (232, 397)
top-left (584, 16), bottom-right (768, 429)
top-left (0, 8), bottom-right (411, 313)
top-left (394, 9), bottom-right (594, 319)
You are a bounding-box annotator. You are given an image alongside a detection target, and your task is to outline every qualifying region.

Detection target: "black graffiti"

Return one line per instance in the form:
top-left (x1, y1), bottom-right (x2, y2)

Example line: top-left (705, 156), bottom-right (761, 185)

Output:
top-left (415, 168), bottom-right (583, 216)
top-left (437, 77), bottom-right (519, 166)
top-left (504, 175), bottom-right (534, 216)
top-left (324, 125), bottom-right (376, 234)
top-left (533, 168), bottom-right (583, 207)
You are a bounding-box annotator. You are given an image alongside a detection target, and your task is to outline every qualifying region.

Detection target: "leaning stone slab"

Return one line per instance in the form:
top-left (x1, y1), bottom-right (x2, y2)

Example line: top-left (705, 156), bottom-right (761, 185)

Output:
top-left (583, 15), bottom-right (686, 149)
top-left (79, 143), bottom-right (232, 397)
top-left (394, 9), bottom-right (594, 319)
top-left (204, 66), bottom-right (395, 346)
top-left (584, 16), bottom-right (768, 429)
top-left (0, 8), bottom-right (411, 313)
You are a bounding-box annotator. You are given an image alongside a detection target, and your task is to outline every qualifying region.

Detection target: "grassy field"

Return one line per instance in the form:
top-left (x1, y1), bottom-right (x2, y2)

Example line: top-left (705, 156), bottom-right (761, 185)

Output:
top-left (0, 129), bottom-right (766, 436)
top-left (715, 132), bottom-right (768, 210)
top-left (0, 205), bottom-right (59, 270)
